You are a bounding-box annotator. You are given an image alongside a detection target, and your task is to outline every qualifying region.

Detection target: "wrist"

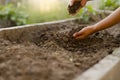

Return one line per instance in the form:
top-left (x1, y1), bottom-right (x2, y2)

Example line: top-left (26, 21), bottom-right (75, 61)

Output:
top-left (91, 24), bottom-right (100, 33)
top-left (87, 25), bottom-right (97, 34)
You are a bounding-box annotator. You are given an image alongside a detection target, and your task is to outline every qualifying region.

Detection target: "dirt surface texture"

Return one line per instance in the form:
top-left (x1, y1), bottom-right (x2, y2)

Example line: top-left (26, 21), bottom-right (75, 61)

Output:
top-left (0, 24), bottom-right (120, 80)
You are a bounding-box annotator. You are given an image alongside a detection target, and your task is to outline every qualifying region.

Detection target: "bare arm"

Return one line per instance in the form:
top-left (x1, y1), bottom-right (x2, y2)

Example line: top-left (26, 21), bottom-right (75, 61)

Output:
top-left (73, 7), bottom-right (120, 39)
top-left (93, 7), bottom-right (120, 32)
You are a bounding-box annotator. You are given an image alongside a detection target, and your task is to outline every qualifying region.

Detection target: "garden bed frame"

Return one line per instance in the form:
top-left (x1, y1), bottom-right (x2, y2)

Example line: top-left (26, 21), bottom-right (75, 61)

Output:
top-left (0, 18), bottom-right (120, 80)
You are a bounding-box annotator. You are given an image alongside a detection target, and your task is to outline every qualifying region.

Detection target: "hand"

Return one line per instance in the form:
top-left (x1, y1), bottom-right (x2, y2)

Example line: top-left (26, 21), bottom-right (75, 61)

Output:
top-left (69, 0), bottom-right (87, 7)
top-left (73, 25), bottom-right (96, 39)
top-left (68, 0), bottom-right (87, 15)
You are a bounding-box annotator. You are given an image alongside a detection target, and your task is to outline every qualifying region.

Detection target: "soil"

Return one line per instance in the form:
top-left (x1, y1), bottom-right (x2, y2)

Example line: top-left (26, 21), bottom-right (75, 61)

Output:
top-left (0, 24), bottom-right (120, 80)
top-left (68, 1), bottom-right (82, 15)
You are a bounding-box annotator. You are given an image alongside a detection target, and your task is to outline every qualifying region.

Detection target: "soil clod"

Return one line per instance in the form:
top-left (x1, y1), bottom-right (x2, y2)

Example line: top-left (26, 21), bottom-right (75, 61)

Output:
top-left (68, 1), bottom-right (82, 15)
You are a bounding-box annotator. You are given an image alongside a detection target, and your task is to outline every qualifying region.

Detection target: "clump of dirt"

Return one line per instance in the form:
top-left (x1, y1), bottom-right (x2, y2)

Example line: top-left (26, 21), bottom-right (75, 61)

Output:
top-left (68, 1), bottom-right (82, 15)
top-left (0, 25), bottom-right (120, 80)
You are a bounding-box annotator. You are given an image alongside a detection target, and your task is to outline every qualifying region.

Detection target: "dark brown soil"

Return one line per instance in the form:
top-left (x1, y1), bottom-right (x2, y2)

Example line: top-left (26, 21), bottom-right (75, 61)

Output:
top-left (68, 1), bottom-right (82, 15)
top-left (0, 25), bottom-right (120, 80)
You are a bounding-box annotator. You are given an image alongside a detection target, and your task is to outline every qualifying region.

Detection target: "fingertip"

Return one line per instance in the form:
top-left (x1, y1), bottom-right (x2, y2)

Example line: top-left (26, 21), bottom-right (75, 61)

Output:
top-left (81, 0), bottom-right (87, 7)
top-left (73, 33), bottom-right (76, 37)
top-left (69, 0), bottom-right (73, 6)
top-left (75, 36), bottom-right (84, 40)
top-left (73, 32), bottom-right (78, 37)
top-left (69, 3), bottom-right (72, 6)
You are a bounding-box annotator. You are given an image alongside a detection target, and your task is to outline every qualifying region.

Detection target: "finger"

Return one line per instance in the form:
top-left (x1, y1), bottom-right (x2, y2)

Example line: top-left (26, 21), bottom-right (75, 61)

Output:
top-left (69, 0), bottom-right (73, 6)
top-left (75, 35), bottom-right (86, 39)
top-left (73, 32), bottom-right (80, 37)
top-left (73, 29), bottom-right (84, 37)
top-left (69, 0), bottom-right (75, 6)
top-left (81, 0), bottom-right (87, 7)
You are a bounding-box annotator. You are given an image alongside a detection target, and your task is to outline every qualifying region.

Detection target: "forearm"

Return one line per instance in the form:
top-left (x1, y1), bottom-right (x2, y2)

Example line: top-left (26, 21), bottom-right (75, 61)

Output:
top-left (93, 7), bottom-right (120, 32)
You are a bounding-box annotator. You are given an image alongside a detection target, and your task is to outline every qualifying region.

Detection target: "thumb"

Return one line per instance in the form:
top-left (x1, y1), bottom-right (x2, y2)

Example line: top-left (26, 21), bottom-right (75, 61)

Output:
top-left (81, 0), bottom-right (87, 7)
top-left (69, 0), bottom-right (74, 6)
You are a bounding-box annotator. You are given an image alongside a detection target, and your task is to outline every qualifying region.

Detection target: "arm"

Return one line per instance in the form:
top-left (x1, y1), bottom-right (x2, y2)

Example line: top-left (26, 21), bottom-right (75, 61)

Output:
top-left (73, 7), bottom-right (120, 39)
top-left (94, 7), bottom-right (120, 32)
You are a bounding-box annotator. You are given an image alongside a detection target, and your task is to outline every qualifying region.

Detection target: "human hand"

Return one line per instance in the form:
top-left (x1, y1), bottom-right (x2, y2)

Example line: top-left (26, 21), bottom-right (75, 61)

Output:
top-left (73, 25), bottom-right (96, 39)
top-left (69, 0), bottom-right (87, 7)
top-left (68, 0), bottom-right (87, 15)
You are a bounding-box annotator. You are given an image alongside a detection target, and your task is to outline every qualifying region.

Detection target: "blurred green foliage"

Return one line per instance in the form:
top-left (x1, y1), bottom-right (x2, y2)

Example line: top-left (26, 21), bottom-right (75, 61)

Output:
top-left (27, 4), bottom-right (97, 24)
top-left (79, 5), bottom-right (97, 22)
top-left (27, 4), bottom-right (74, 24)
top-left (0, 4), bottom-right (28, 26)
top-left (1, 0), bottom-right (119, 26)
top-left (99, 0), bottom-right (120, 10)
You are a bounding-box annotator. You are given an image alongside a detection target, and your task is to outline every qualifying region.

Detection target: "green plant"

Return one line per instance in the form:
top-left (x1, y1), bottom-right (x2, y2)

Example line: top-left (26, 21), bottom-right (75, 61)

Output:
top-left (0, 4), bottom-right (28, 26)
top-left (99, 0), bottom-right (120, 10)
top-left (79, 5), bottom-right (98, 22)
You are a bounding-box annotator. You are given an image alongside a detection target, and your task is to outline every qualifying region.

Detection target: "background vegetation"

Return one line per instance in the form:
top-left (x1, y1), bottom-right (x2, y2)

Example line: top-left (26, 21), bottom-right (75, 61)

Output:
top-left (99, 0), bottom-right (120, 10)
top-left (0, 0), bottom-right (120, 27)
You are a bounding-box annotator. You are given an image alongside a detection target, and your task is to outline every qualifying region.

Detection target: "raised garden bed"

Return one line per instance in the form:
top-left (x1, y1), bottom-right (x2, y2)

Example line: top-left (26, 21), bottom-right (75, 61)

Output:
top-left (0, 18), bottom-right (120, 80)
top-left (0, 20), bottom-right (16, 28)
